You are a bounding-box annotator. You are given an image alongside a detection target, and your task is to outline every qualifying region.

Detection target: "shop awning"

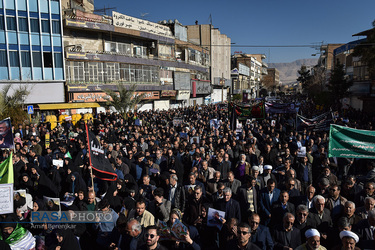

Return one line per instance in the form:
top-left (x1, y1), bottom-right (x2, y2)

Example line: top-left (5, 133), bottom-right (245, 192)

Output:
top-left (38, 103), bottom-right (101, 110)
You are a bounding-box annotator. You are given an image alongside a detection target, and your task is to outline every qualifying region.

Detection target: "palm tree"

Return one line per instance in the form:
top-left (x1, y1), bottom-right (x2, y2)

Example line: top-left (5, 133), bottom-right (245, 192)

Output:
top-left (0, 84), bottom-right (30, 125)
top-left (104, 83), bottom-right (146, 117)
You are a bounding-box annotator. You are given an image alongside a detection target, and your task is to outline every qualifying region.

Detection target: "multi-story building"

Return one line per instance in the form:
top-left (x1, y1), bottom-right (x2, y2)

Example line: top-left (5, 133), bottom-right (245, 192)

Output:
top-left (186, 24), bottom-right (231, 103)
top-left (61, 5), bottom-right (210, 111)
top-left (262, 68), bottom-right (280, 92)
top-left (0, 0), bottom-right (65, 104)
top-left (313, 43), bottom-right (343, 89)
top-left (231, 54), bottom-right (267, 98)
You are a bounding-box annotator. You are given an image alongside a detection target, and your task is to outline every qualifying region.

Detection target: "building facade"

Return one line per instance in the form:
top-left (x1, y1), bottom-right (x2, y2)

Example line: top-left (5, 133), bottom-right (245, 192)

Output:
top-left (231, 53), bottom-right (267, 98)
top-left (0, 0), bottom-right (65, 104)
top-left (186, 24), bottom-right (231, 103)
top-left (262, 68), bottom-right (280, 91)
top-left (62, 7), bottom-right (210, 111)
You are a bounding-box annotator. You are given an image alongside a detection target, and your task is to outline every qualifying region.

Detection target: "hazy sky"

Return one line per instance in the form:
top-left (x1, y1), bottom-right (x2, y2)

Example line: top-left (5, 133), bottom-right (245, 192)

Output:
top-left (94, 0), bottom-right (375, 63)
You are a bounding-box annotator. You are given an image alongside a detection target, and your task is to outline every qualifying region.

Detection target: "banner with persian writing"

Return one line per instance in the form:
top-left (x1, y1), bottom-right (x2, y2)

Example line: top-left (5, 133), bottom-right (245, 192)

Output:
top-left (328, 124), bottom-right (375, 159)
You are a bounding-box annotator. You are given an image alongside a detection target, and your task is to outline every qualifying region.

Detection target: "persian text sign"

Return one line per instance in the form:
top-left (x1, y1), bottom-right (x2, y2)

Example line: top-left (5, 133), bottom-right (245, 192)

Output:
top-left (0, 183), bottom-right (13, 215)
top-left (112, 11), bottom-right (173, 38)
top-left (328, 124), bottom-right (375, 158)
top-left (72, 91), bottom-right (159, 102)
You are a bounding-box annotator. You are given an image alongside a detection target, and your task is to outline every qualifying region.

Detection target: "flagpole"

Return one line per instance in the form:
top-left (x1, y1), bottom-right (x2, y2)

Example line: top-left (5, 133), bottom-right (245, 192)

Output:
top-left (85, 122), bottom-right (95, 204)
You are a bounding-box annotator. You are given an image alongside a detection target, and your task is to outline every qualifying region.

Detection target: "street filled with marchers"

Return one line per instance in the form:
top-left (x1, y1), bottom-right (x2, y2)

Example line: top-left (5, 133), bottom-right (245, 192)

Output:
top-left (1, 96), bottom-right (375, 250)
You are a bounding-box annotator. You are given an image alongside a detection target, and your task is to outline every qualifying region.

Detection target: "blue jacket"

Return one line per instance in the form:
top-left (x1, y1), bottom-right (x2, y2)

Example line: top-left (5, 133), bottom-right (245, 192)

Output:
top-left (251, 224), bottom-right (274, 250)
top-left (259, 187), bottom-right (280, 217)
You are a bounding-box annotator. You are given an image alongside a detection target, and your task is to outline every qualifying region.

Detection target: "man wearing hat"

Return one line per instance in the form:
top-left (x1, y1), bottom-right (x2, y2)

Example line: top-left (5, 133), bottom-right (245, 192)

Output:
top-left (296, 228), bottom-right (327, 250)
top-left (260, 165), bottom-right (277, 187)
top-left (332, 231), bottom-right (360, 250)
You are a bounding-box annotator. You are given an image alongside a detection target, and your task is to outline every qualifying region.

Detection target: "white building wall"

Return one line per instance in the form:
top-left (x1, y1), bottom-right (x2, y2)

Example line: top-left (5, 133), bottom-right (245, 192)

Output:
top-left (210, 88), bottom-right (227, 103)
top-left (154, 100), bottom-right (170, 111)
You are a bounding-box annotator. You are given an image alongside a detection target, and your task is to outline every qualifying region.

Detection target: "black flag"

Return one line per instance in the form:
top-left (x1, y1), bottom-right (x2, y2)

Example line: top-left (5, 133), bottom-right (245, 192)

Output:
top-left (86, 124), bottom-right (117, 181)
top-left (230, 104), bottom-right (237, 131)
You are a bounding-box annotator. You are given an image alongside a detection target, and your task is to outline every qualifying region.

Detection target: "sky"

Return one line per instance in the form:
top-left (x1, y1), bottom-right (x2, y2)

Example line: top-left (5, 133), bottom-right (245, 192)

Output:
top-left (93, 0), bottom-right (375, 63)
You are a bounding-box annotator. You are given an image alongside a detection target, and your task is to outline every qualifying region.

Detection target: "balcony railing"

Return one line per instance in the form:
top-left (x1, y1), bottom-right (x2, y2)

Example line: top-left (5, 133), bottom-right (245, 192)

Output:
top-left (64, 14), bottom-right (112, 24)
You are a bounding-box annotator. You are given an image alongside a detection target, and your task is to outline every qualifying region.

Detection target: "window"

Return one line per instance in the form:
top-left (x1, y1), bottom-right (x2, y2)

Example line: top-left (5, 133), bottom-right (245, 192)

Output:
top-left (120, 64), bottom-right (130, 82)
top-left (9, 51), bottom-right (19, 67)
top-left (189, 49), bottom-right (196, 62)
top-left (118, 43), bottom-right (131, 56)
top-left (66, 61), bottom-right (84, 82)
top-left (54, 52), bottom-right (62, 68)
top-left (43, 52), bottom-right (52, 67)
top-left (6, 16), bottom-right (16, 30)
top-left (32, 52), bottom-right (42, 67)
top-left (52, 20), bottom-right (60, 34)
top-left (105, 63), bottom-right (120, 82)
top-left (41, 19), bottom-right (49, 33)
top-left (0, 50), bottom-right (7, 66)
top-left (21, 51), bottom-right (31, 67)
top-left (30, 18), bottom-right (39, 32)
top-left (0, 16), bottom-right (4, 30)
top-left (18, 17), bottom-right (28, 31)
top-left (85, 62), bottom-right (104, 82)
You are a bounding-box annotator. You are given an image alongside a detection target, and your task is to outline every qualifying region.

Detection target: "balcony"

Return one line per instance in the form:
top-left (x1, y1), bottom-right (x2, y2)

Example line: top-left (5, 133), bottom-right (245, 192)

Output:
top-left (65, 49), bottom-right (209, 73)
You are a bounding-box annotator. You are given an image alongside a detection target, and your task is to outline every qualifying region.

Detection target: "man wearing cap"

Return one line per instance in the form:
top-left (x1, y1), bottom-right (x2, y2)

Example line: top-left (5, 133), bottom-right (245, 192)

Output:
top-left (332, 231), bottom-right (360, 250)
top-left (295, 228), bottom-right (327, 250)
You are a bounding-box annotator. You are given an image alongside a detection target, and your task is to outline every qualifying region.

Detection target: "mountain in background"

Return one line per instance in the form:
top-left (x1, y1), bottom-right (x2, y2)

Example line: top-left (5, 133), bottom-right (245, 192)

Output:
top-left (268, 58), bottom-right (318, 85)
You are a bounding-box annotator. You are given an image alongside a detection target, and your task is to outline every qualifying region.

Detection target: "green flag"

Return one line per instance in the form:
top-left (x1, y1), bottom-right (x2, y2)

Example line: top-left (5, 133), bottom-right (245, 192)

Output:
top-left (0, 152), bottom-right (13, 184)
top-left (64, 151), bottom-right (72, 159)
top-left (329, 124), bottom-right (375, 158)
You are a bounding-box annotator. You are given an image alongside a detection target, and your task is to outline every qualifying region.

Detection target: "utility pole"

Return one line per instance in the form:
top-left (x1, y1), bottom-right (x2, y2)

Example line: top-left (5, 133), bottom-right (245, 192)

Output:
top-left (221, 72), bottom-right (224, 103)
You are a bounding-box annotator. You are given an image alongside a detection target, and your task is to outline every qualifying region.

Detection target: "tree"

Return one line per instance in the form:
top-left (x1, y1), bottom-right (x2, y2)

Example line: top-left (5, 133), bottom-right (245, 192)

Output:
top-left (0, 84), bottom-right (30, 125)
top-left (104, 83), bottom-right (146, 117)
top-left (297, 65), bottom-right (312, 90)
top-left (353, 20), bottom-right (375, 78)
top-left (327, 62), bottom-right (353, 108)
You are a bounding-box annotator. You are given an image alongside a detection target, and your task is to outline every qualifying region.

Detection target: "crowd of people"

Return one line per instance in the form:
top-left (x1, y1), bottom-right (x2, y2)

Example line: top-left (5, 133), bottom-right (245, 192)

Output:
top-left (1, 97), bottom-right (375, 250)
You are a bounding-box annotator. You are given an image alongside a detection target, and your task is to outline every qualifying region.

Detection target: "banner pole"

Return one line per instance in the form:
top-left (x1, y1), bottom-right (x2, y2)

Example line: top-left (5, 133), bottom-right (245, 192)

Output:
top-left (85, 122), bottom-right (95, 204)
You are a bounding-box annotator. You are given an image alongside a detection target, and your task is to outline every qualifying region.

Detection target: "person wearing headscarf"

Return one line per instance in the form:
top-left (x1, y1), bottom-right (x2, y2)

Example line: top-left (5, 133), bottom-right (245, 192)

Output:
top-left (103, 184), bottom-right (123, 213)
top-left (55, 228), bottom-right (80, 250)
top-left (124, 174), bottom-right (139, 196)
top-left (19, 173), bottom-right (33, 194)
top-left (63, 172), bottom-right (87, 197)
top-left (0, 215), bottom-right (36, 250)
top-left (28, 163), bottom-right (59, 198)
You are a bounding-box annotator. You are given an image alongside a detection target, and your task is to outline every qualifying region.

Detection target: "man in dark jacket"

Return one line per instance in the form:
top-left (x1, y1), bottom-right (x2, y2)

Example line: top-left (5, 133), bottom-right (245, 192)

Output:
top-left (259, 179), bottom-right (280, 226)
top-left (249, 213), bottom-right (273, 250)
top-left (237, 176), bottom-right (259, 221)
top-left (270, 191), bottom-right (295, 227)
top-left (166, 174), bottom-right (186, 213)
top-left (272, 213), bottom-right (301, 250)
top-left (214, 187), bottom-right (241, 222)
top-left (226, 222), bottom-right (261, 250)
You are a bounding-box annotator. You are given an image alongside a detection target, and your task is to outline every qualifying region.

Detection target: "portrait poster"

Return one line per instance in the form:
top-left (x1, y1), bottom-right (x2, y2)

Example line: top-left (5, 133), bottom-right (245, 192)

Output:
top-left (207, 208), bottom-right (225, 230)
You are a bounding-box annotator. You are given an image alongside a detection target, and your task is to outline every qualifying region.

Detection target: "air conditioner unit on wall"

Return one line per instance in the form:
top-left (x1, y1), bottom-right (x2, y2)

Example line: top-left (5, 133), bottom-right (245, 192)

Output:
top-left (75, 44), bottom-right (83, 51)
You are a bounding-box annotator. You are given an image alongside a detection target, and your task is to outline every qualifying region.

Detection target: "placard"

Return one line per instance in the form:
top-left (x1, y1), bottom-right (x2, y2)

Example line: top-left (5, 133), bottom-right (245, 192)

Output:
top-left (207, 208), bottom-right (225, 230)
top-left (53, 159), bottom-right (64, 168)
top-left (297, 146), bottom-right (306, 158)
top-left (0, 183), bottom-right (14, 214)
